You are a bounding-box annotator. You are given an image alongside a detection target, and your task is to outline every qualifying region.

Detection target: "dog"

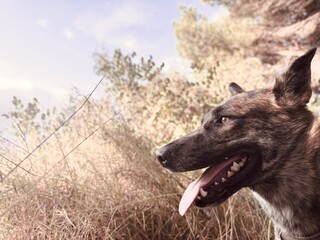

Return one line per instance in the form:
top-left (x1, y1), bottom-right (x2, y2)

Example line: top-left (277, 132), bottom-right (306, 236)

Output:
top-left (156, 48), bottom-right (320, 240)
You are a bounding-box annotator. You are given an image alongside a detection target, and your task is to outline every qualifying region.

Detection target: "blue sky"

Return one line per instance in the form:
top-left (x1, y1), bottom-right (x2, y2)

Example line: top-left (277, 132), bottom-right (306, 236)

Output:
top-left (0, 0), bottom-right (226, 131)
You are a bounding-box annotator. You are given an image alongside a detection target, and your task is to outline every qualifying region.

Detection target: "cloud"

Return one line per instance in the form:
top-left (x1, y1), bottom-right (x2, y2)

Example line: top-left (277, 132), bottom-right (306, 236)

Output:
top-left (63, 29), bottom-right (75, 40)
top-left (75, 1), bottom-right (157, 53)
top-left (0, 77), bottom-right (69, 102)
top-left (37, 18), bottom-right (49, 29)
top-left (90, 3), bottom-right (148, 40)
top-left (0, 78), bottom-right (34, 91)
top-left (123, 37), bottom-right (137, 51)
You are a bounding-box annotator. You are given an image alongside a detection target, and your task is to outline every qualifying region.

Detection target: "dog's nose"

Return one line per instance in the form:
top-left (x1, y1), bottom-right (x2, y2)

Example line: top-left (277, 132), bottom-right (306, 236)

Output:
top-left (156, 149), bottom-right (167, 167)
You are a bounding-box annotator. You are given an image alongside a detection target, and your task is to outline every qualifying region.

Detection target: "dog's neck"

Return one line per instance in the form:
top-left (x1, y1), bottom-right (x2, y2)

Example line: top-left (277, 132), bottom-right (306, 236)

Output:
top-left (252, 119), bottom-right (320, 239)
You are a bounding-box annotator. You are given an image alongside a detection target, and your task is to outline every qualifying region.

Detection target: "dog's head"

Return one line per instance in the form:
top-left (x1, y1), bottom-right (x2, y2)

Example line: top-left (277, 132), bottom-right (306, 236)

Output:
top-left (156, 48), bottom-right (317, 215)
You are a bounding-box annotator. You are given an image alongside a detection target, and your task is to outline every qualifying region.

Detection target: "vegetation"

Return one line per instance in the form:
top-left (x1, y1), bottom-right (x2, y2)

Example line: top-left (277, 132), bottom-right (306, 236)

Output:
top-left (0, 0), bottom-right (319, 239)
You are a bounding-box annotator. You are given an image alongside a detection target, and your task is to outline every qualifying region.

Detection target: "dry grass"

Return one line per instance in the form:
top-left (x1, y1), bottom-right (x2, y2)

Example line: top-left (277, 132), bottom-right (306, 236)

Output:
top-left (0, 98), bottom-right (273, 240)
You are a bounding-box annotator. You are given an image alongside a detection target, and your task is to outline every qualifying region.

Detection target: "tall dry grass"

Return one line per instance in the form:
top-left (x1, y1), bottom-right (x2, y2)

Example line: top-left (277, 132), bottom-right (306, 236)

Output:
top-left (0, 97), bottom-right (273, 240)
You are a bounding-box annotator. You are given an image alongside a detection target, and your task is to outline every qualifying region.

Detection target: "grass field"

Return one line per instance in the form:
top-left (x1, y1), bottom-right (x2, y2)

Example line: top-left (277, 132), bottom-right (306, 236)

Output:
top-left (0, 99), bottom-right (273, 240)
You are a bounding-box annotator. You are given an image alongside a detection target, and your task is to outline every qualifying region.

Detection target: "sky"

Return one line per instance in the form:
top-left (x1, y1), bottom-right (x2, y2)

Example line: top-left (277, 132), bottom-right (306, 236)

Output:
top-left (0, 0), bottom-right (227, 132)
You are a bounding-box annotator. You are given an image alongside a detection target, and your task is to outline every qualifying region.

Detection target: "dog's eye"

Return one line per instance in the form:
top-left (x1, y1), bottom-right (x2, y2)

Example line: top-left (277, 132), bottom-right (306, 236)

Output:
top-left (222, 117), bottom-right (229, 123)
top-left (217, 116), bottom-right (229, 124)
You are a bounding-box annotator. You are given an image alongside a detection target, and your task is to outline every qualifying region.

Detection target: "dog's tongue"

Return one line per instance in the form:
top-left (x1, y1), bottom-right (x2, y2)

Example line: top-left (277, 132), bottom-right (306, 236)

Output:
top-left (179, 156), bottom-right (238, 216)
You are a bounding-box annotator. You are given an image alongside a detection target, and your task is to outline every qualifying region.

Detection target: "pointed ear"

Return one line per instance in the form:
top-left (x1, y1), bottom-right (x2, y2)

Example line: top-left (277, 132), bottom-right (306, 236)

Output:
top-left (229, 82), bottom-right (244, 96)
top-left (273, 48), bottom-right (317, 108)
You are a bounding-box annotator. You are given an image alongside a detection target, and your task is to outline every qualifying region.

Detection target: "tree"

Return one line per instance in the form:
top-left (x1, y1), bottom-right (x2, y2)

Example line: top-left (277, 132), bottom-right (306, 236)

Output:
top-left (2, 97), bottom-right (56, 140)
top-left (94, 49), bottom-right (221, 144)
top-left (173, 5), bottom-right (254, 69)
top-left (202, 0), bottom-right (320, 62)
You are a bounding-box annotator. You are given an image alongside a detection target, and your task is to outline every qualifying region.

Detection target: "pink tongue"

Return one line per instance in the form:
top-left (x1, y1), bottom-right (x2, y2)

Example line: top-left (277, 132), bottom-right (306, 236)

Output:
top-left (179, 156), bottom-right (239, 216)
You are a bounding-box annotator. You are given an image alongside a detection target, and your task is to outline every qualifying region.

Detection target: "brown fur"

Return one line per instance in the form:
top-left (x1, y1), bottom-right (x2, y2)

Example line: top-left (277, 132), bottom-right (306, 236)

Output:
top-left (156, 48), bottom-right (320, 239)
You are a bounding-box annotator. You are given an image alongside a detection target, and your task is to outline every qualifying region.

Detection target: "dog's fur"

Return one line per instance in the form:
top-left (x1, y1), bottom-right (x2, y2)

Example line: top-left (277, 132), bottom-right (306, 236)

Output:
top-left (156, 48), bottom-right (320, 240)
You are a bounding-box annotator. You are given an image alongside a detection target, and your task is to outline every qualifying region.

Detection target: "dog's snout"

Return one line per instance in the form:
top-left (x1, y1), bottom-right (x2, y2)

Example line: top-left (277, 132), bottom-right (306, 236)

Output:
top-left (156, 148), bottom-right (167, 167)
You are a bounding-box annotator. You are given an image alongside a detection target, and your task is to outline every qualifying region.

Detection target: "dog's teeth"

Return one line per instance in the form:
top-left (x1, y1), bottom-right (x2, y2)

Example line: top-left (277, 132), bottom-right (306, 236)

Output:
top-left (221, 177), bottom-right (227, 183)
top-left (200, 188), bottom-right (208, 197)
top-left (239, 157), bottom-right (247, 167)
top-left (241, 154), bottom-right (248, 161)
top-left (231, 162), bottom-right (240, 172)
top-left (231, 166), bottom-right (239, 172)
top-left (239, 161), bottom-right (245, 167)
top-left (214, 182), bottom-right (219, 186)
top-left (227, 171), bottom-right (234, 178)
top-left (197, 196), bottom-right (201, 200)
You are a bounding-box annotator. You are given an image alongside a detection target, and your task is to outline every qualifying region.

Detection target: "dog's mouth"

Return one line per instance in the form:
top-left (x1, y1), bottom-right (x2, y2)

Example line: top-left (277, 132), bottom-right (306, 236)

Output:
top-left (179, 152), bottom-right (258, 216)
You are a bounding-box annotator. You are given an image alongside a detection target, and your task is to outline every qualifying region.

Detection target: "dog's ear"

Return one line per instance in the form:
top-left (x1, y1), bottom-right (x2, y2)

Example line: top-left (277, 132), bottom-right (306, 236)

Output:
top-left (229, 82), bottom-right (244, 96)
top-left (273, 48), bottom-right (317, 108)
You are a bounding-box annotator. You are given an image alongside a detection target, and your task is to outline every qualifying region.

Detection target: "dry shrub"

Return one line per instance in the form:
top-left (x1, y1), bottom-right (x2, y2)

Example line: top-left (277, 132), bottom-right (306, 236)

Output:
top-left (0, 97), bottom-right (273, 239)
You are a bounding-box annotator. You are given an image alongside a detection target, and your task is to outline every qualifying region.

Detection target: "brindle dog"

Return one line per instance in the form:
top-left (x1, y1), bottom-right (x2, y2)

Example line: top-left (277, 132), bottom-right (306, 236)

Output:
top-left (156, 48), bottom-right (320, 240)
